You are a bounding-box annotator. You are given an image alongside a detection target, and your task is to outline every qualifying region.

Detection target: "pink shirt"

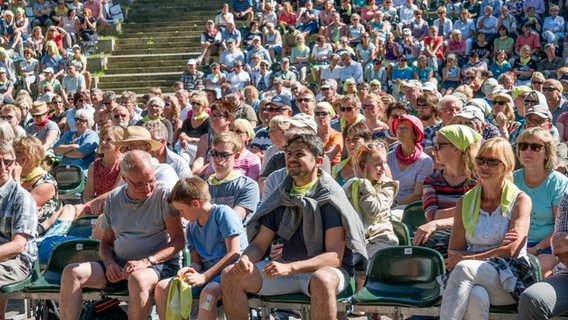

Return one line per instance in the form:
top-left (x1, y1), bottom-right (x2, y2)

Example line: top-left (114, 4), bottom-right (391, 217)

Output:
top-left (83, 0), bottom-right (102, 18)
top-left (557, 111), bottom-right (568, 142)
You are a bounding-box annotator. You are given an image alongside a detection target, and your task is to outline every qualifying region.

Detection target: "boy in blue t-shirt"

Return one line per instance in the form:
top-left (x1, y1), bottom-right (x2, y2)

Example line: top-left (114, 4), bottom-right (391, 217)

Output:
top-left (154, 177), bottom-right (248, 320)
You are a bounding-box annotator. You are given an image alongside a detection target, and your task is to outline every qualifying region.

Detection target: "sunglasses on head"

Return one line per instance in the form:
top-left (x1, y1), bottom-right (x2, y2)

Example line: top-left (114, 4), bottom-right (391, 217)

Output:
top-left (517, 142), bottom-right (544, 152)
top-left (475, 157), bottom-right (502, 166)
top-left (357, 142), bottom-right (385, 161)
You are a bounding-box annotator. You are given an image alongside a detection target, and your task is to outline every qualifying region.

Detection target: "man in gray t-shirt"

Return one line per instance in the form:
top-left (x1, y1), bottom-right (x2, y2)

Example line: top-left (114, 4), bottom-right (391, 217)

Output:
top-left (59, 150), bottom-right (184, 319)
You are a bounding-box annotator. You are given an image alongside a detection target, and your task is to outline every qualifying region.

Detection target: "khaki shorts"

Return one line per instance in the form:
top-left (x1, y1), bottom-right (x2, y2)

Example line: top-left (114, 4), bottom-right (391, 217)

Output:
top-left (0, 255), bottom-right (30, 286)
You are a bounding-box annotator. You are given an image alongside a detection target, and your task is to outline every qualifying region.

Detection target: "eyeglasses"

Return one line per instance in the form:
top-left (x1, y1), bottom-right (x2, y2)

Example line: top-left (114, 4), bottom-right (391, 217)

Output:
top-left (362, 104), bottom-right (376, 110)
top-left (531, 81), bottom-right (544, 85)
top-left (296, 98), bottom-right (311, 103)
top-left (340, 106), bottom-right (356, 112)
top-left (434, 142), bottom-right (452, 151)
top-left (0, 159), bottom-right (14, 166)
top-left (113, 114), bottom-right (129, 119)
top-left (211, 113), bottom-right (227, 119)
top-left (210, 150), bottom-right (235, 159)
top-left (416, 103), bottom-right (429, 109)
top-left (314, 111), bottom-right (330, 117)
top-left (356, 142), bottom-right (385, 161)
top-left (524, 99), bottom-right (539, 105)
top-left (518, 142), bottom-right (544, 152)
top-left (542, 87), bottom-right (558, 92)
top-left (493, 100), bottom-right (507, 105)
top-left (75, 118), bottom-right (88, 123)
top-left (475, 157), bottom-right (502, 166)
top-left (125, 176), bottom-right (156, 189)
top-left (267, 107), bottom-right (284, 113)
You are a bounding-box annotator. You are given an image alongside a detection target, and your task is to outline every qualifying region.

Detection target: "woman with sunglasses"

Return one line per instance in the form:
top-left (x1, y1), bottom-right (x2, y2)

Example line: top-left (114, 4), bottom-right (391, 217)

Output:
top-left (315, 102), bottom-right (342, 166)
top-left (49, 94), bottom-right (67, 131)
top-left (387, 115), bottom-right (433, 209)
top-left (416, 125), bottom-right (481, 255)
top-left (53, 108), bottom-right (98, 171)
top-left (163, 95), bottom-right (182, 146)
top-left (192, 101), bottom-right (234, 177)
top-left (513, 127), bottom-right (568, 277)
top-left (440, 137), bottom-right (533, 319)
top-left (179, 94), bottom-right (210, 165)
top-left (332, 122), bottom-right (371, 186)
top-left (490, 91), bottom-right (521, 142)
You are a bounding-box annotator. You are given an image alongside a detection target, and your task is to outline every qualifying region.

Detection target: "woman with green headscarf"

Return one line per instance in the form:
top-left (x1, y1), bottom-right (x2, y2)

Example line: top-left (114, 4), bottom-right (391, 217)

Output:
top-left (415, 125), bottom-right (481, 255)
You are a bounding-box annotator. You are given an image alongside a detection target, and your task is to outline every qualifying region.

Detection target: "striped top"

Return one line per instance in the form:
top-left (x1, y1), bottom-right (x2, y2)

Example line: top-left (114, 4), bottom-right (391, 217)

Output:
top-left (422, 171), bottom-right (480, 221)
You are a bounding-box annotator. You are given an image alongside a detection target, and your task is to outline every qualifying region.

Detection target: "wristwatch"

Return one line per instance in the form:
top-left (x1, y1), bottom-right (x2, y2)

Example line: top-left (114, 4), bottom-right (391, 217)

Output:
top-left (148, 256), bottom-right (157, 265)
top-left (535, 246), bottom-right (543, 255)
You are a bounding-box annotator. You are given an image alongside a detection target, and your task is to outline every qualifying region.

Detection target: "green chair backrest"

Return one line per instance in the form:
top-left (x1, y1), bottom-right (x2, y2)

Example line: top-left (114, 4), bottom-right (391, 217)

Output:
top-left (526, 253), bottom-right (543, 282)
top-left (51, 165), bottom-right (86, 194)
top-left (401, 201), bottom-right (427, 231)
top-left (365, 246), bottom-right (445, 288)
top-left (67, 216), bottom-right (99, 238)
top-left (43, 239), bottom-right (100, 285)
top-left (391, 220), bottom-right (411, 246)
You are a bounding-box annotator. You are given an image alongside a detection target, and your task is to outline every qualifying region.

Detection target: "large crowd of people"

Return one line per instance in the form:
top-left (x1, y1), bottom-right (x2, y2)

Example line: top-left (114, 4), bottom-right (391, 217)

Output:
top-left (4, 0), bottom-right (568, 319)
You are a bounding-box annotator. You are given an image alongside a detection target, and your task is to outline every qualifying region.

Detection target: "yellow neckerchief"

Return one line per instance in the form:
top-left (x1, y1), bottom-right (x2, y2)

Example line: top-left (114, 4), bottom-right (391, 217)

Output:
top-left (208, 170), bottom-right (242, 185)
top-left (21, 167), bottom-right (46, 183)
top-left (340, 114), bottom-right (365, 131)
top-left (519, 56), bottom-right (531, 65)
top-left (192, 112), bottom-right (209, 121)
top-left (290, 177), bottom-right (319, 197)
top-left (332, 157), bottom-right (351, 178)
top-left (461, 180), bottom-right (520, 237)
top-left (495, 59), bottom-right (507, 67)
top-left (297, 45), bottom-right (306, 53)
top-left (142, 114), bottom-right (164, 122)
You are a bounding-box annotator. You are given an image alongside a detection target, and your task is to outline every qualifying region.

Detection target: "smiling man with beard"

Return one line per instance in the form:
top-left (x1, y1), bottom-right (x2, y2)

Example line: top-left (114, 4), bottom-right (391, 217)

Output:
top-left (221, 132), bottom-right (367, 320)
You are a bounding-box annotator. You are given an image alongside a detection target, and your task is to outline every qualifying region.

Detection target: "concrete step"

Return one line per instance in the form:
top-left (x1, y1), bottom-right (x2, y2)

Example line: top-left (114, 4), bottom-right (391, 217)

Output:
top-left (111, 47), bottom-right (196, 55)
top-left (105, 65), bottom-right (185, 74)
top-left (120, 27), bottom-right (206, 36)
top-left (114, 36), bottom-right (200, 48)
top-left (107, 52), bottom-right (199, 63)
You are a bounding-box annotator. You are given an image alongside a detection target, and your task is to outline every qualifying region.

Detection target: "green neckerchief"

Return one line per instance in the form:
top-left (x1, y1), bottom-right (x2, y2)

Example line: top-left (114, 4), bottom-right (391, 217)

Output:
top-left (290, 177), bottom-right (319, 197)
top-left (519, 56), bottom-right (531, 65)
top-left (166, 277), bottom-right (192, 320)
top-left (332, 157), bottom-right (351, 179)
top-left (461, 180), bottom-right (520, 237)
top-left (208, 170), bottom-right (243, 185)
top-left (192, 112), bottom-right (209, 121)
top-left (340, 114), bottom-right (365, 131)
top-left (142, 114), bottom-right (164, 122)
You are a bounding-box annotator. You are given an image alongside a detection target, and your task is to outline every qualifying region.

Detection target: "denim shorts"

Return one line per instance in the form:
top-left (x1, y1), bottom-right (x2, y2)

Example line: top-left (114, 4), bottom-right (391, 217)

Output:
top-left (98, 259), bottom-right (179, 291)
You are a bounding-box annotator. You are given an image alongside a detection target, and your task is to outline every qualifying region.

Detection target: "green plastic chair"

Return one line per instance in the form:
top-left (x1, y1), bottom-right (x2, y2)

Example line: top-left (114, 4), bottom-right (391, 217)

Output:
top-left (0, 258), bottom-right (40, 293)
top-left (51, 165), bottom-right (86, 203)
top-left (351, 246), bottom-right (445, 308)
top-left (25, 239), bottom-right (100, 293)
top-left (67, 216), bottom-right (99, 238)
top-left (391, 220), bottom-right (411, 246)
top-left (401, 201), bottom-right (427, 234)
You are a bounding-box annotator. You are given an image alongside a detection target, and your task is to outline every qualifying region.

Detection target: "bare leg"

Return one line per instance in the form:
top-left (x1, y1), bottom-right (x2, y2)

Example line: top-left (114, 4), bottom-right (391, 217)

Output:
top-left (59, 262), bottom-right (108, 320)
top-left (309, 268), bottom-right (340, 320)
top-left (0, 298), bottom-right (6, 320)
top-left (154, 278), bottom-right (172, 320)
top-left (221, 264), bottom-right (263, 320)
top-left (127, 268), bottom-right (159, 320)
top-left (198, 282), bottom-right (221, 320)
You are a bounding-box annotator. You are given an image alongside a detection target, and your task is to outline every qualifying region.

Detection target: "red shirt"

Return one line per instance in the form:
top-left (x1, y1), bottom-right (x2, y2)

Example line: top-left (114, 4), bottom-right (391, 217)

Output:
top-left (424, 36), bottom-right (444, 60)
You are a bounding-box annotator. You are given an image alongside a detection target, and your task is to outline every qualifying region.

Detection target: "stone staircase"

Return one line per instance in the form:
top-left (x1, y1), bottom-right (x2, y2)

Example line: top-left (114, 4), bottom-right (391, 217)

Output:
top-left (95, 0), bottom-right (223, 95)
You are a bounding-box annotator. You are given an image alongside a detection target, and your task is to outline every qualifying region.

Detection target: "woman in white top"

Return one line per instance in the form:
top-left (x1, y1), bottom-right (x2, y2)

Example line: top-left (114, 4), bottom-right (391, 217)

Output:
top-left (440, 137), bottom-right (534, 320)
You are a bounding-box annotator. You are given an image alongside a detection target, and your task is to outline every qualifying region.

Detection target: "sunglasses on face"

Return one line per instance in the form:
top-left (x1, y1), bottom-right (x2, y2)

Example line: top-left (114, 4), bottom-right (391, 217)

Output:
top-left (210, 150), bottom-right (235, 159)
top-left (114, 114), bottom-right (128, 119)
top-left (296, 98), bottom-right (311, 103)
top-left (362, 104), bottom-right (376, 110)
top-left (524, 99), bottom-right (539, 105)
top-left (0, 115), bottom-right (13, 120)
top-left (0, 159), bottom-right (14, 166)
top-left (211, 113), bottom-right (227, 119)
top-left (314, 111), bottom-right (330, 116)
top-left (75, 117), bottom-right (88, 123)
top-left (475, 157), bottom-right (502, 166)
top-left (433, 142), bottom-right (452, 151)
top-left (465, 76), bottom-right (476, 80)
top-left (542, 87), bottom-right (557, 92)
top-left (518, 142), bottom-right (544, 152)
top-left (493, 100), bottom-right (507, 105)
top-left (267, 107), bottom-right (284, 113)
top-left (340, 107), bottom-right (356, 112)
